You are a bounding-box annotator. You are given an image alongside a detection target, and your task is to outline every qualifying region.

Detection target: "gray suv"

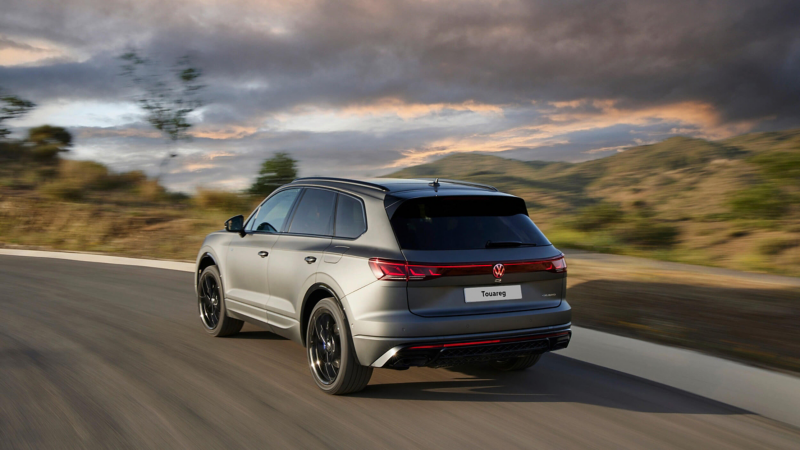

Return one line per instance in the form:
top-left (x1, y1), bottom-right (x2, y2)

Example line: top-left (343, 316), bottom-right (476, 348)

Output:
top-left (195, 178), bottom-right (571, 394)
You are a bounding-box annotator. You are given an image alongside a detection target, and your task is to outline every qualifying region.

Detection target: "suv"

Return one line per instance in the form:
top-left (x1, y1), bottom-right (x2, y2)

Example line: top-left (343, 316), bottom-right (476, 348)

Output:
top-left (195, 177), bottom-right (571, 394)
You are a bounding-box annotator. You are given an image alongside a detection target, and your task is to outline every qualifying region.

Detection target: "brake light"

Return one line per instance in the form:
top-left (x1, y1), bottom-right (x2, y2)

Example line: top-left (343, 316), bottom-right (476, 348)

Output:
top-left (368, 260), bottom-right (409, 281)
top-left (368, 255), bottom-right (566, 281)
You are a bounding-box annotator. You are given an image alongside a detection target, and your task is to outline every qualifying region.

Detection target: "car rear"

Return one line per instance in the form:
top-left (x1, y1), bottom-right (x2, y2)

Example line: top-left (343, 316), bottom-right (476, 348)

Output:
top-left (357, 189), bottom-right (571, 369)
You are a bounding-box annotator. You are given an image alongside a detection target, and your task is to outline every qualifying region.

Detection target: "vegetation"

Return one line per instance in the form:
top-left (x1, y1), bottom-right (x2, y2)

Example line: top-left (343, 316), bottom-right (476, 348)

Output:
top-left (566, 255), bottom-right (800, 373)
top-left (119, 49), bottom-right (206, 178)
top-left (0, 124), bottom-right (294, 260)
top-left (249, 152), bottom-right (299, 196)
top-left (389, 130), bottom-right (800, 276)
top-left (0, 90), bottom-right (36, 139)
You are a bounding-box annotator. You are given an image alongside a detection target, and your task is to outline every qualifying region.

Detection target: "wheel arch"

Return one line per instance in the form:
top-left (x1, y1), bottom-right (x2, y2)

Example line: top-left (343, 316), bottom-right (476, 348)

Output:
top-left (196, 251), bottom-right (219, 291)
top-left (300, 283), bottom-right (347, 347)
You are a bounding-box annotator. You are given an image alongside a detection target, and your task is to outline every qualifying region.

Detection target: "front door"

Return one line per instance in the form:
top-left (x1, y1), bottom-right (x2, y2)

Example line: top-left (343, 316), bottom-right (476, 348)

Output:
top-left (224, 188), bottom-right (302, 319)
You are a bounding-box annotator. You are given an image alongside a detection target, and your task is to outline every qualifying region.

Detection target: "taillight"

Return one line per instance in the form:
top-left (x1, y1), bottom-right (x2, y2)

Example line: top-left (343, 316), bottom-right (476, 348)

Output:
top-left (368, 259), bottom-right (408, 281)
top-left (550, 256), bottom-right (567, 273)
top-left (369, 255), bottom-right (566, 281)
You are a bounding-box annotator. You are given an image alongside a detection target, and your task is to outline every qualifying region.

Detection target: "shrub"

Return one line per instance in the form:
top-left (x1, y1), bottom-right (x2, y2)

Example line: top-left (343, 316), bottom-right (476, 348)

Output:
top-left (750, 151), bottom-right (800, 183)
top-left (194, 189), bottom-right (254, 212)
top-left (758, 238), bottom-right (798, 256)
top-left (728, 184), bottom-right (787, 220)
top-left (39, 180), bottom-right (84, 201)
top-left (615, 219), bottom-right (680, 248)
top-left (568, 202), bottom-right (624, 231)
top-left (136, 179), bottom-right (168, 202)
top-left (57, 160), bottom-right (111, 190)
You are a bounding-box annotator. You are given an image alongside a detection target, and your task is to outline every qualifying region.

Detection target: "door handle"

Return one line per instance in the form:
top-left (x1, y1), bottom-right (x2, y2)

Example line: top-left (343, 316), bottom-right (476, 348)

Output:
top-left (304, 256), bottom-right (317, 264)
top-left (258, 251), bottom-right (269, 258)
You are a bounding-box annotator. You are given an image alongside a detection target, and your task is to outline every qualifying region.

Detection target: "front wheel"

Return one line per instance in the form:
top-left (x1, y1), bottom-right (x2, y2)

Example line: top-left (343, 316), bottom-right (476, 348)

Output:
top-left (198, 265), bottom-right (243, 337)
top-left (306, 298), bottom-right (372, 394)
top-left (490, 353), bottom-right (542, 371)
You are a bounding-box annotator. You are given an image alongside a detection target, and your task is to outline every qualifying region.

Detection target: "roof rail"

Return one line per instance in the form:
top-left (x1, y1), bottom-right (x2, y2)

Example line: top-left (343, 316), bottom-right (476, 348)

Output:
top-left (434, 178), bottom-right (498, 192)
top-left (291, 177), bottom-right (389, 192)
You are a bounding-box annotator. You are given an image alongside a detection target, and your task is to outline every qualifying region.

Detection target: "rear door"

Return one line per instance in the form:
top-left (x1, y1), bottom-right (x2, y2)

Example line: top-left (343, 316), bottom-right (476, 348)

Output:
top-left (266, 188), bottom-right (335, 327)
top-left (388, 195), bottom-right (565, 317)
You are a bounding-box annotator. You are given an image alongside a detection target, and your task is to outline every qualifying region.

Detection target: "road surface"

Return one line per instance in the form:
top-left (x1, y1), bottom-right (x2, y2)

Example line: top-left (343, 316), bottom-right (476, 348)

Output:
top-left (1, 255), bottom-right (799, 449)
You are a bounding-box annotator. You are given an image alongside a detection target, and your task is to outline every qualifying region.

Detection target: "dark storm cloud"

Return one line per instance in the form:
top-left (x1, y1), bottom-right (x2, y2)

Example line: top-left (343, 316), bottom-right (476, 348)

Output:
top-left (2, 0), bottom-right (799, 123)
top-left (2, 0), bottom-right (799, 191)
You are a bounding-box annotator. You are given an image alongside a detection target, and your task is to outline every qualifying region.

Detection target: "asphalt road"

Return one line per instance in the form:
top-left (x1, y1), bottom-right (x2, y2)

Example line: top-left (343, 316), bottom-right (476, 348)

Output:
top-left (2, 255), bottom-right (799, 449)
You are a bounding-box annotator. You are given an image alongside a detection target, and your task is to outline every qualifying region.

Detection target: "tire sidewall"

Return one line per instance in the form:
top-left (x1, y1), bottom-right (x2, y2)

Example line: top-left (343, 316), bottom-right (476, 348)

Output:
top-left (198, 265), bottom-right (228, 336)
top-left (306, 298), bottom-right (354, 393)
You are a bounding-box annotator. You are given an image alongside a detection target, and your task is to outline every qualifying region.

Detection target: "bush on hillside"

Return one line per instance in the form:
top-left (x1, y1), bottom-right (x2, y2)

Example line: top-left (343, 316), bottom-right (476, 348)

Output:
top-left (758, 237), bottom-right (799, 256)
top-left (568, 202), bottom-right (624, 231)
top-left (39, 179), bottom-right (84, 201)
top-left (750, 151), bottom-right (800, 183)
top-left (615, 219), bottom-right (680, 248)
top-left (195, 189), bottom-right (256, 213)
top-left (728, 184), bottom-right (787, 220)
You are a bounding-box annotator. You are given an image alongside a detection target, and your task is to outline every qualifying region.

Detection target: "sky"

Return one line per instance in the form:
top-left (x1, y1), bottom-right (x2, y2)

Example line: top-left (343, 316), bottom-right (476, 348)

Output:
top-left (1, 0), bottom-right (799, 192)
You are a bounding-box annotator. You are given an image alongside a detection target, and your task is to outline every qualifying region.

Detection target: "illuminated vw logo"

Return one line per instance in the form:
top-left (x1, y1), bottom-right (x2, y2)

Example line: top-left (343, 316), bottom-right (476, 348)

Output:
top-left (492, 263), bottom-right (505, 279)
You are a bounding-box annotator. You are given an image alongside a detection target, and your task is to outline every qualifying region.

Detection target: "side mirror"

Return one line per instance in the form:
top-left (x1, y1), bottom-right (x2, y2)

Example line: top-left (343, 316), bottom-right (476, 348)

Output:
top-left (225, 215), bottom-right (245, 235)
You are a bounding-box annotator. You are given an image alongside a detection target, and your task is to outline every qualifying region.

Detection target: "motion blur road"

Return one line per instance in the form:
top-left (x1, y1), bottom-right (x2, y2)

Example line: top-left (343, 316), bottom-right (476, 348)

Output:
top-left (2, 255), bottom-right (799, 449)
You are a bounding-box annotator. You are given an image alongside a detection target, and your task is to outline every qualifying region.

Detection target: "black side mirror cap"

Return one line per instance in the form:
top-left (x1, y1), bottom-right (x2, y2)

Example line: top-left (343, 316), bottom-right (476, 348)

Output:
top-left (225, 215), bottom-right (245, 235)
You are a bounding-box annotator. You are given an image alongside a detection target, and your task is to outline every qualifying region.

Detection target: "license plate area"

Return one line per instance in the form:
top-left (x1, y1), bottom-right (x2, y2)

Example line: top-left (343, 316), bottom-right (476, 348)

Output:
top-left (464, 285), bottom-right (522, 303)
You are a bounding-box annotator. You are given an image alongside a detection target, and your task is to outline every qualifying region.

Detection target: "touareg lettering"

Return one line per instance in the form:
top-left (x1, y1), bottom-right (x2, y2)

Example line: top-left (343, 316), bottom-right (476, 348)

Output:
top-left (481, 290), bottom-right (507, 298)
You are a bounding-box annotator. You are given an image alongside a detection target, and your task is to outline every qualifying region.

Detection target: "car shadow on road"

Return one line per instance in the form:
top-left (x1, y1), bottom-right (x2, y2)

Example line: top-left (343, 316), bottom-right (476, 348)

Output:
top-left (353, 353), bottom-right (748, 415)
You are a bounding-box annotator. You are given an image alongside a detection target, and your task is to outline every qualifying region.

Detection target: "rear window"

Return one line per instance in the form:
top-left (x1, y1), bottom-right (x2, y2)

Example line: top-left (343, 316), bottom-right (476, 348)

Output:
top-left (288, 188), bottom-right (336, 236)
top-left (390, 196), bottom-right (551, 251)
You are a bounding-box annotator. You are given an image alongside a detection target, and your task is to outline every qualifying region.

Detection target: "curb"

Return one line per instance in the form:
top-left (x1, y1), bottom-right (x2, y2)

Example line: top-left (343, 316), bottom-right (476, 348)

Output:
top-left (3, 248), bottom-right (799, 428)
top-left (558, 327), bottom-right (800, 429)
top-left (0, 249), bottom-right (195, 273)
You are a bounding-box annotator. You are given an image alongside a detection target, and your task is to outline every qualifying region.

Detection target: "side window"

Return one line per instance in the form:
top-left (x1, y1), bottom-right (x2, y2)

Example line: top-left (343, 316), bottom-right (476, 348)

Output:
top-left (288, 188), bottom-right (336, 236)
top-left (248, 188), bottom-right (301, 233)
top-left (334, 194), bottom-right (366, 238)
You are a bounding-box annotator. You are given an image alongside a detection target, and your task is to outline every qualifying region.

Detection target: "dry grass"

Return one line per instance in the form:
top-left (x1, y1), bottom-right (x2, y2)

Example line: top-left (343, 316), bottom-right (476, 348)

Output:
top-left (566, 253), bottom-right (800, 373)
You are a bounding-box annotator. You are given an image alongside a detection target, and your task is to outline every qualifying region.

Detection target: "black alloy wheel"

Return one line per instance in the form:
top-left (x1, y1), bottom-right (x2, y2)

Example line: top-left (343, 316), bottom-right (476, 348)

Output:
top-left (197, 265), bottom-right (243, 337)
top-left (308, 311), bottom-right (341, 384)
top-left (199, 272), bottom-right (221, 330)
top-left (305, 298), bottom-right (372, 394)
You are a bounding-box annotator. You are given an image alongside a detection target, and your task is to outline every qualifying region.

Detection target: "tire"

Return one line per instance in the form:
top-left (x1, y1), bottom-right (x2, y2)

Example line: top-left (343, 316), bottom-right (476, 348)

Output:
top-left (490, 353), bottom-right (542, 371)
top-left (198, 265), bottom-right (243, 337)
top-left (306, 298), bottom-right (372, 394)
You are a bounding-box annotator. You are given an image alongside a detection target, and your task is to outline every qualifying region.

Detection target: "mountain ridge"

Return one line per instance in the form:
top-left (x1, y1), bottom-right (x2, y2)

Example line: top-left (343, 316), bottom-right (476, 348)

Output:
top-left (387, 129), bottom-right (800, 275)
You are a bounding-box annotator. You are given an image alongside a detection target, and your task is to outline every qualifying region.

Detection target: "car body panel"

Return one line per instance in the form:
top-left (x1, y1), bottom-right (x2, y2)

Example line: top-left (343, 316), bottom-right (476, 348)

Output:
top-left (266, 234), bottom-right (330, 336)
top-left (225, 233), bottom-right (279, 311)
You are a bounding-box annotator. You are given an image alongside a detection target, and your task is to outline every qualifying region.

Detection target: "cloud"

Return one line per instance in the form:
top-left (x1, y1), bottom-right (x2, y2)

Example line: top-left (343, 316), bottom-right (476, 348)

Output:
top-left (0, 0), bottom-right (798, 191)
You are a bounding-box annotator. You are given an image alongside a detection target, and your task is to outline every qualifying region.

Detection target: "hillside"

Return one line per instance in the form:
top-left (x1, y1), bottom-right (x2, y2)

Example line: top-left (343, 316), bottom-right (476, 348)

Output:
top-left (389, 130), bottom-right (800, 275)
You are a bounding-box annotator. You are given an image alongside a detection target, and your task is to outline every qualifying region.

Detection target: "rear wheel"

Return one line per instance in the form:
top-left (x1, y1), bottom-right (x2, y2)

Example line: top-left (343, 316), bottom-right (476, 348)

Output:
top-left (306, 298), bottom-right (372, 394)
top-left (490, 353), bottom-right (542, 371)
top-left (198, 265), bottom-right (243, 337)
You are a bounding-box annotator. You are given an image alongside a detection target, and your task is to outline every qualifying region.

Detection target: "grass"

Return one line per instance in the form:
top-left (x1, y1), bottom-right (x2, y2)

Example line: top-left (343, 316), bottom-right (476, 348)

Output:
top-left (566, 254), bottom-right (800, 373)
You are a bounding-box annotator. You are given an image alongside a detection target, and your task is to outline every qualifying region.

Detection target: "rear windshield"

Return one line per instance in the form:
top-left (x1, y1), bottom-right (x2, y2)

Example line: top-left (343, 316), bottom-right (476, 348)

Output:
top-left (390, 196), bottom-right (551, 251)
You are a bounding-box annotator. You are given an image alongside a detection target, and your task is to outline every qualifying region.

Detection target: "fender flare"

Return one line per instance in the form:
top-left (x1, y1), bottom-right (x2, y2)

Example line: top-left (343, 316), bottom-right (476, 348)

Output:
top-left (196, 250), bottom-right (220, 291)
top-left (299, 282), bottom-right (348, 347)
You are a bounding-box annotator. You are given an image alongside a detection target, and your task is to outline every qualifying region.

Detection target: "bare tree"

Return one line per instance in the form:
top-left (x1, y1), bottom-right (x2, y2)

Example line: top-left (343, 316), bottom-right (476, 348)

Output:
top-left (0, 89), bottom-right (36, 139)
top-left (119, 49), bottom-right (205, 178)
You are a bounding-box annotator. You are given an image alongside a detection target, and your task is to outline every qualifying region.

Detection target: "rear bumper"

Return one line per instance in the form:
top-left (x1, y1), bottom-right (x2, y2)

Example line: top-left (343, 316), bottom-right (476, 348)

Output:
top-left (344, 282), bottom-right (572, 366)
top-left (356, 322), bottom-right (571, 368)
top-left (371, 327), bottom-right (571, 368)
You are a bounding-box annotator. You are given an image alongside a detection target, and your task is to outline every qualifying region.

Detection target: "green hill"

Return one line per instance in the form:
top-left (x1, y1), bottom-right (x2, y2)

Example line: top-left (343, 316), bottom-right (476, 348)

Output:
top-left (388, 130), bottom-right (800, 275)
